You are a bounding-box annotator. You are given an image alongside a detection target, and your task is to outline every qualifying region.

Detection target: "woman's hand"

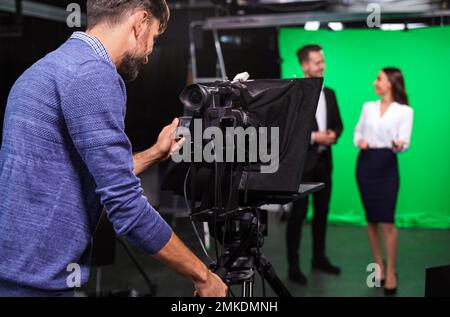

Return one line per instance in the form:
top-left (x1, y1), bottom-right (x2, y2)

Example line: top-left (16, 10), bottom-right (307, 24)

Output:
top-left (392, 140), bottom-right (405, 152)
top-left (357, 139), bottom-right (369, 150)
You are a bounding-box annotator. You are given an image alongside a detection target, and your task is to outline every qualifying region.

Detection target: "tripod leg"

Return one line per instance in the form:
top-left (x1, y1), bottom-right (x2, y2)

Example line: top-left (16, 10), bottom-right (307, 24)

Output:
top-left (117, 237), bottom-right (157, 296)
top-left (242, 280), bottom-right (254, 297)
top-left (96, 267), bottom-right (102, 297)
top-left (254, 254), bottom-right (292, 297)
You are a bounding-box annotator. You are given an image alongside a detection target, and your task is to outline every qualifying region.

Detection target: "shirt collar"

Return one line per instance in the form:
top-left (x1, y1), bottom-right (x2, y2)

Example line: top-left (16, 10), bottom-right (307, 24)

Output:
top-left (70, 32), bottom-right (113, 65)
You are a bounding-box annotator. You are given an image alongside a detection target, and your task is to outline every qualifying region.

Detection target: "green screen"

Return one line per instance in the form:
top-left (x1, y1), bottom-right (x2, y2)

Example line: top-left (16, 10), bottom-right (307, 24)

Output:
top-left (279, 26), bottom-right (450, 229)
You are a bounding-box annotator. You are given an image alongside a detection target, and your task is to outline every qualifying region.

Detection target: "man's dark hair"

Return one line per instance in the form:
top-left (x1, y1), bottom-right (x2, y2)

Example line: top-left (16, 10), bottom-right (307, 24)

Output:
top-left (296, 44), bottom-right (322, 64)
top-left (87, 0), bottom-right (170, 33)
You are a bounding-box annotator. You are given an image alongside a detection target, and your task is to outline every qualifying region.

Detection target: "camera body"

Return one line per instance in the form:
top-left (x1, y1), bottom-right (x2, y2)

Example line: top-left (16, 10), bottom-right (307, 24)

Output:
top-left (179, 81), bottom-right (254, 131)
top-left (167, 78), bottom-right (324, 203)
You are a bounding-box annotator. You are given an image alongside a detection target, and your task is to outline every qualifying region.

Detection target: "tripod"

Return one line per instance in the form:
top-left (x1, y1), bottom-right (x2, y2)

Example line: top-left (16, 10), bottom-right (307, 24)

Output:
top-left (206, 207), bottom-right (292, 297)
top-left (215, 248), bottom-right (292, 297)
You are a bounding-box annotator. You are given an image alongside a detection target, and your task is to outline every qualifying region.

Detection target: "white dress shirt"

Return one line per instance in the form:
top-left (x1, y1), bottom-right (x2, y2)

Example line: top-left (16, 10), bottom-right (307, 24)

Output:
top-left (354, 100), bottom-right (414, 152)
top-left (311, 88), bottom-right (327, 145)
top-left (316, 88), bottom-right (327, 132)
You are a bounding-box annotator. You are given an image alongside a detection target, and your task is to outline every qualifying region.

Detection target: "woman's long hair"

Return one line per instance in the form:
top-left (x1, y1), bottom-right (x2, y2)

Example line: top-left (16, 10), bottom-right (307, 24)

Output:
top-left (382, 67), bottom-right (409, 106)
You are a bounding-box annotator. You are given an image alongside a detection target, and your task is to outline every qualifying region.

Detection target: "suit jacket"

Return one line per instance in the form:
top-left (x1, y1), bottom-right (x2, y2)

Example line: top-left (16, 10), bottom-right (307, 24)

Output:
top-left (303, 87), bottom-right (343, 174)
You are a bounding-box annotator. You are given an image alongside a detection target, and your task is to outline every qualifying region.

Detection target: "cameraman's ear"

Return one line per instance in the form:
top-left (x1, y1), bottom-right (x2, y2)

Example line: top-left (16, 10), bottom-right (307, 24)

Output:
top-left (132, 11), bottom-right (149, 39)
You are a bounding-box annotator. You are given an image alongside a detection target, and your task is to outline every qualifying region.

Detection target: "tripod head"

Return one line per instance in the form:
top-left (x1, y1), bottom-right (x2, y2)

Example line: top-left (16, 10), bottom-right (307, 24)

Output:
top-left (207, 206), bottom-right (264, 289)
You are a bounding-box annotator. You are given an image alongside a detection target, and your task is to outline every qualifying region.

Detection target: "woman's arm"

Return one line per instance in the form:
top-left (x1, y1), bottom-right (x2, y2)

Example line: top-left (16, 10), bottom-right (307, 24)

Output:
top-left (354, 103), bottom-right (368, 148)
top-left (394, 107), bottom-right (414, 152)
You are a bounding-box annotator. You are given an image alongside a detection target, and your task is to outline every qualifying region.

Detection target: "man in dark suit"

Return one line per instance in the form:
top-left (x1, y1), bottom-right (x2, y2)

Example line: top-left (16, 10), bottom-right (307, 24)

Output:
top-left (286, 44), bottom-right (344, 284)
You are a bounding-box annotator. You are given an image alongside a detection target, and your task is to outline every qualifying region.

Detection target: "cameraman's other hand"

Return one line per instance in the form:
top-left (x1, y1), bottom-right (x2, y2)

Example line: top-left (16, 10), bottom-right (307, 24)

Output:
top-left (313, 131), bottom-right (336, 146)
top-left (155, 118), bottom-right (184, 160)
top-left (194, 271), bottom-right (228, 297)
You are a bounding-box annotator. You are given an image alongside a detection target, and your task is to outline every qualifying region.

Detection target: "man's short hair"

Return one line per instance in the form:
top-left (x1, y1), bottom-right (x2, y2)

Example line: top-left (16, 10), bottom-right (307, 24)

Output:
top-left (87, 0), bottom-right (170, 33)
top-left (296, 44), bottom-right (322, 64)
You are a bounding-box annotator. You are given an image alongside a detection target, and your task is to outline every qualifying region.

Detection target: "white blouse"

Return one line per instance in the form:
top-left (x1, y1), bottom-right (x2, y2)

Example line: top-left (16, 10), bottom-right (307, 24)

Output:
top-left (354, 101), bottom-right (414, 152)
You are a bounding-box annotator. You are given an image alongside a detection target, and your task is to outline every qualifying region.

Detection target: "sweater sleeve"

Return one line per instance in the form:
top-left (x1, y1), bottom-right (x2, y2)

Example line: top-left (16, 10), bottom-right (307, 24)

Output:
top-left (60, 60), bottom-right (172, 254)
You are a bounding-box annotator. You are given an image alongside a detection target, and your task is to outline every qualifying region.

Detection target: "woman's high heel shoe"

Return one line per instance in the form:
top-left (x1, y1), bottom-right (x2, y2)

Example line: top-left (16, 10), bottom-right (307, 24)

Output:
top-left (384, 272), bottom-right (398, 296)
top-left (380, 260), bottom-right (386, 287)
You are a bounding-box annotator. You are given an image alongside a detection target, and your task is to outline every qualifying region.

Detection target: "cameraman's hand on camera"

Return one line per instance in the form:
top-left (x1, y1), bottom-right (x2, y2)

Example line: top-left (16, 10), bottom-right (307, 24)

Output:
top-left (193, 270), bottom-right (228, 297)
top-left (313, 130), bottom-right (336, 146)
top-left (155, 118), bottom-right (186, 161)
top-left (133, 118), bottom-right (186, 175)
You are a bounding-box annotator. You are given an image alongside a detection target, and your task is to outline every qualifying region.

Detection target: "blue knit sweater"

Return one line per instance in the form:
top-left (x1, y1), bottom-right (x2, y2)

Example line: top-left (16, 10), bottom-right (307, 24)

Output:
top-left (0, 36), bottom-right (172, 295)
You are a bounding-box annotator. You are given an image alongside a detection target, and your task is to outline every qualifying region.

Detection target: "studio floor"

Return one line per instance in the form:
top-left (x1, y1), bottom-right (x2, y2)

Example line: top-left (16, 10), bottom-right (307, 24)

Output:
top-left (80, 212), bottom-right (450, 297)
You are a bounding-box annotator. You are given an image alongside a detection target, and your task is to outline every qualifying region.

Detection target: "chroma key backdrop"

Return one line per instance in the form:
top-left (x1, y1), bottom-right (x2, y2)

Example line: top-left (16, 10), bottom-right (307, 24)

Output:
top-left (279, 26), bottom-right (450, 228)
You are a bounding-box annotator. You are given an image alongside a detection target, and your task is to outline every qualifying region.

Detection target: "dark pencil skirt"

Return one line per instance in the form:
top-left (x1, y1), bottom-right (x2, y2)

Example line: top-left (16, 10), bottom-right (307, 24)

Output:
top-left (356, 148), bottom-right (399, 224)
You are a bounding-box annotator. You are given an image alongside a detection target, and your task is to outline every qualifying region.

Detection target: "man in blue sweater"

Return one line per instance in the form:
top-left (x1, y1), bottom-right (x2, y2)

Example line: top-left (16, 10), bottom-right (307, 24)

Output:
top-left (0, 0), bottom-right (227, 296)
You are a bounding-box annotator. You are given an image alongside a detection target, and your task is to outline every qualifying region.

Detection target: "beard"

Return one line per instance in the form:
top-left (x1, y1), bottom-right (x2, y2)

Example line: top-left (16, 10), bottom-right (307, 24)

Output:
top-left (117, 51), bottom-right (147, 82)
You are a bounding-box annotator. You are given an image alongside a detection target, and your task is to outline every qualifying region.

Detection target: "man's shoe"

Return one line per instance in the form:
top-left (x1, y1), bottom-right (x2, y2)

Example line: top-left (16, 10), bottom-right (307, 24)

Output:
top-left (312, 257), bottom-right (341, 275)
top-left (288, 267), bottom-right (308, 284)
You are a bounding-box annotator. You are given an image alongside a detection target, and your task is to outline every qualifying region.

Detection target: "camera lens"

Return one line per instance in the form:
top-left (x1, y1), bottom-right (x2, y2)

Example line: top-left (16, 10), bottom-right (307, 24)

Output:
top-left (189, 89), bottom-right (203, 105)
top-left (180, 84), bottom-right (211, 112)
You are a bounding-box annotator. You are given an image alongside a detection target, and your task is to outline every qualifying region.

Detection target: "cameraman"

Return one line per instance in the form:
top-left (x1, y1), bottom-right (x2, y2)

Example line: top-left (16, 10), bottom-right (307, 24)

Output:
top-left (0, 0), bottom-right (226, 296)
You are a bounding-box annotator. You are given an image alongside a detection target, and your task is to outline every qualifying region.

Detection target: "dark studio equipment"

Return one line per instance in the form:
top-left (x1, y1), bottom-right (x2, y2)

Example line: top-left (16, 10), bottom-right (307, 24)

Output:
top-left (0, 0), bottom-right (23, 38)
top-left (90, 209), bottom-right (157, 297)
top-left (425, 264), bottom-right (450, 297)
top-left (162, 77), bottom-right (324, 297)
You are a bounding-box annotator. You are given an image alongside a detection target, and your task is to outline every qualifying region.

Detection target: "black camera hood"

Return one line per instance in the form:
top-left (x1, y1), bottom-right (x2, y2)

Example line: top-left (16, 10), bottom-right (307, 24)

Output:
top-left (162, 78), bottom-right (323, 206)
